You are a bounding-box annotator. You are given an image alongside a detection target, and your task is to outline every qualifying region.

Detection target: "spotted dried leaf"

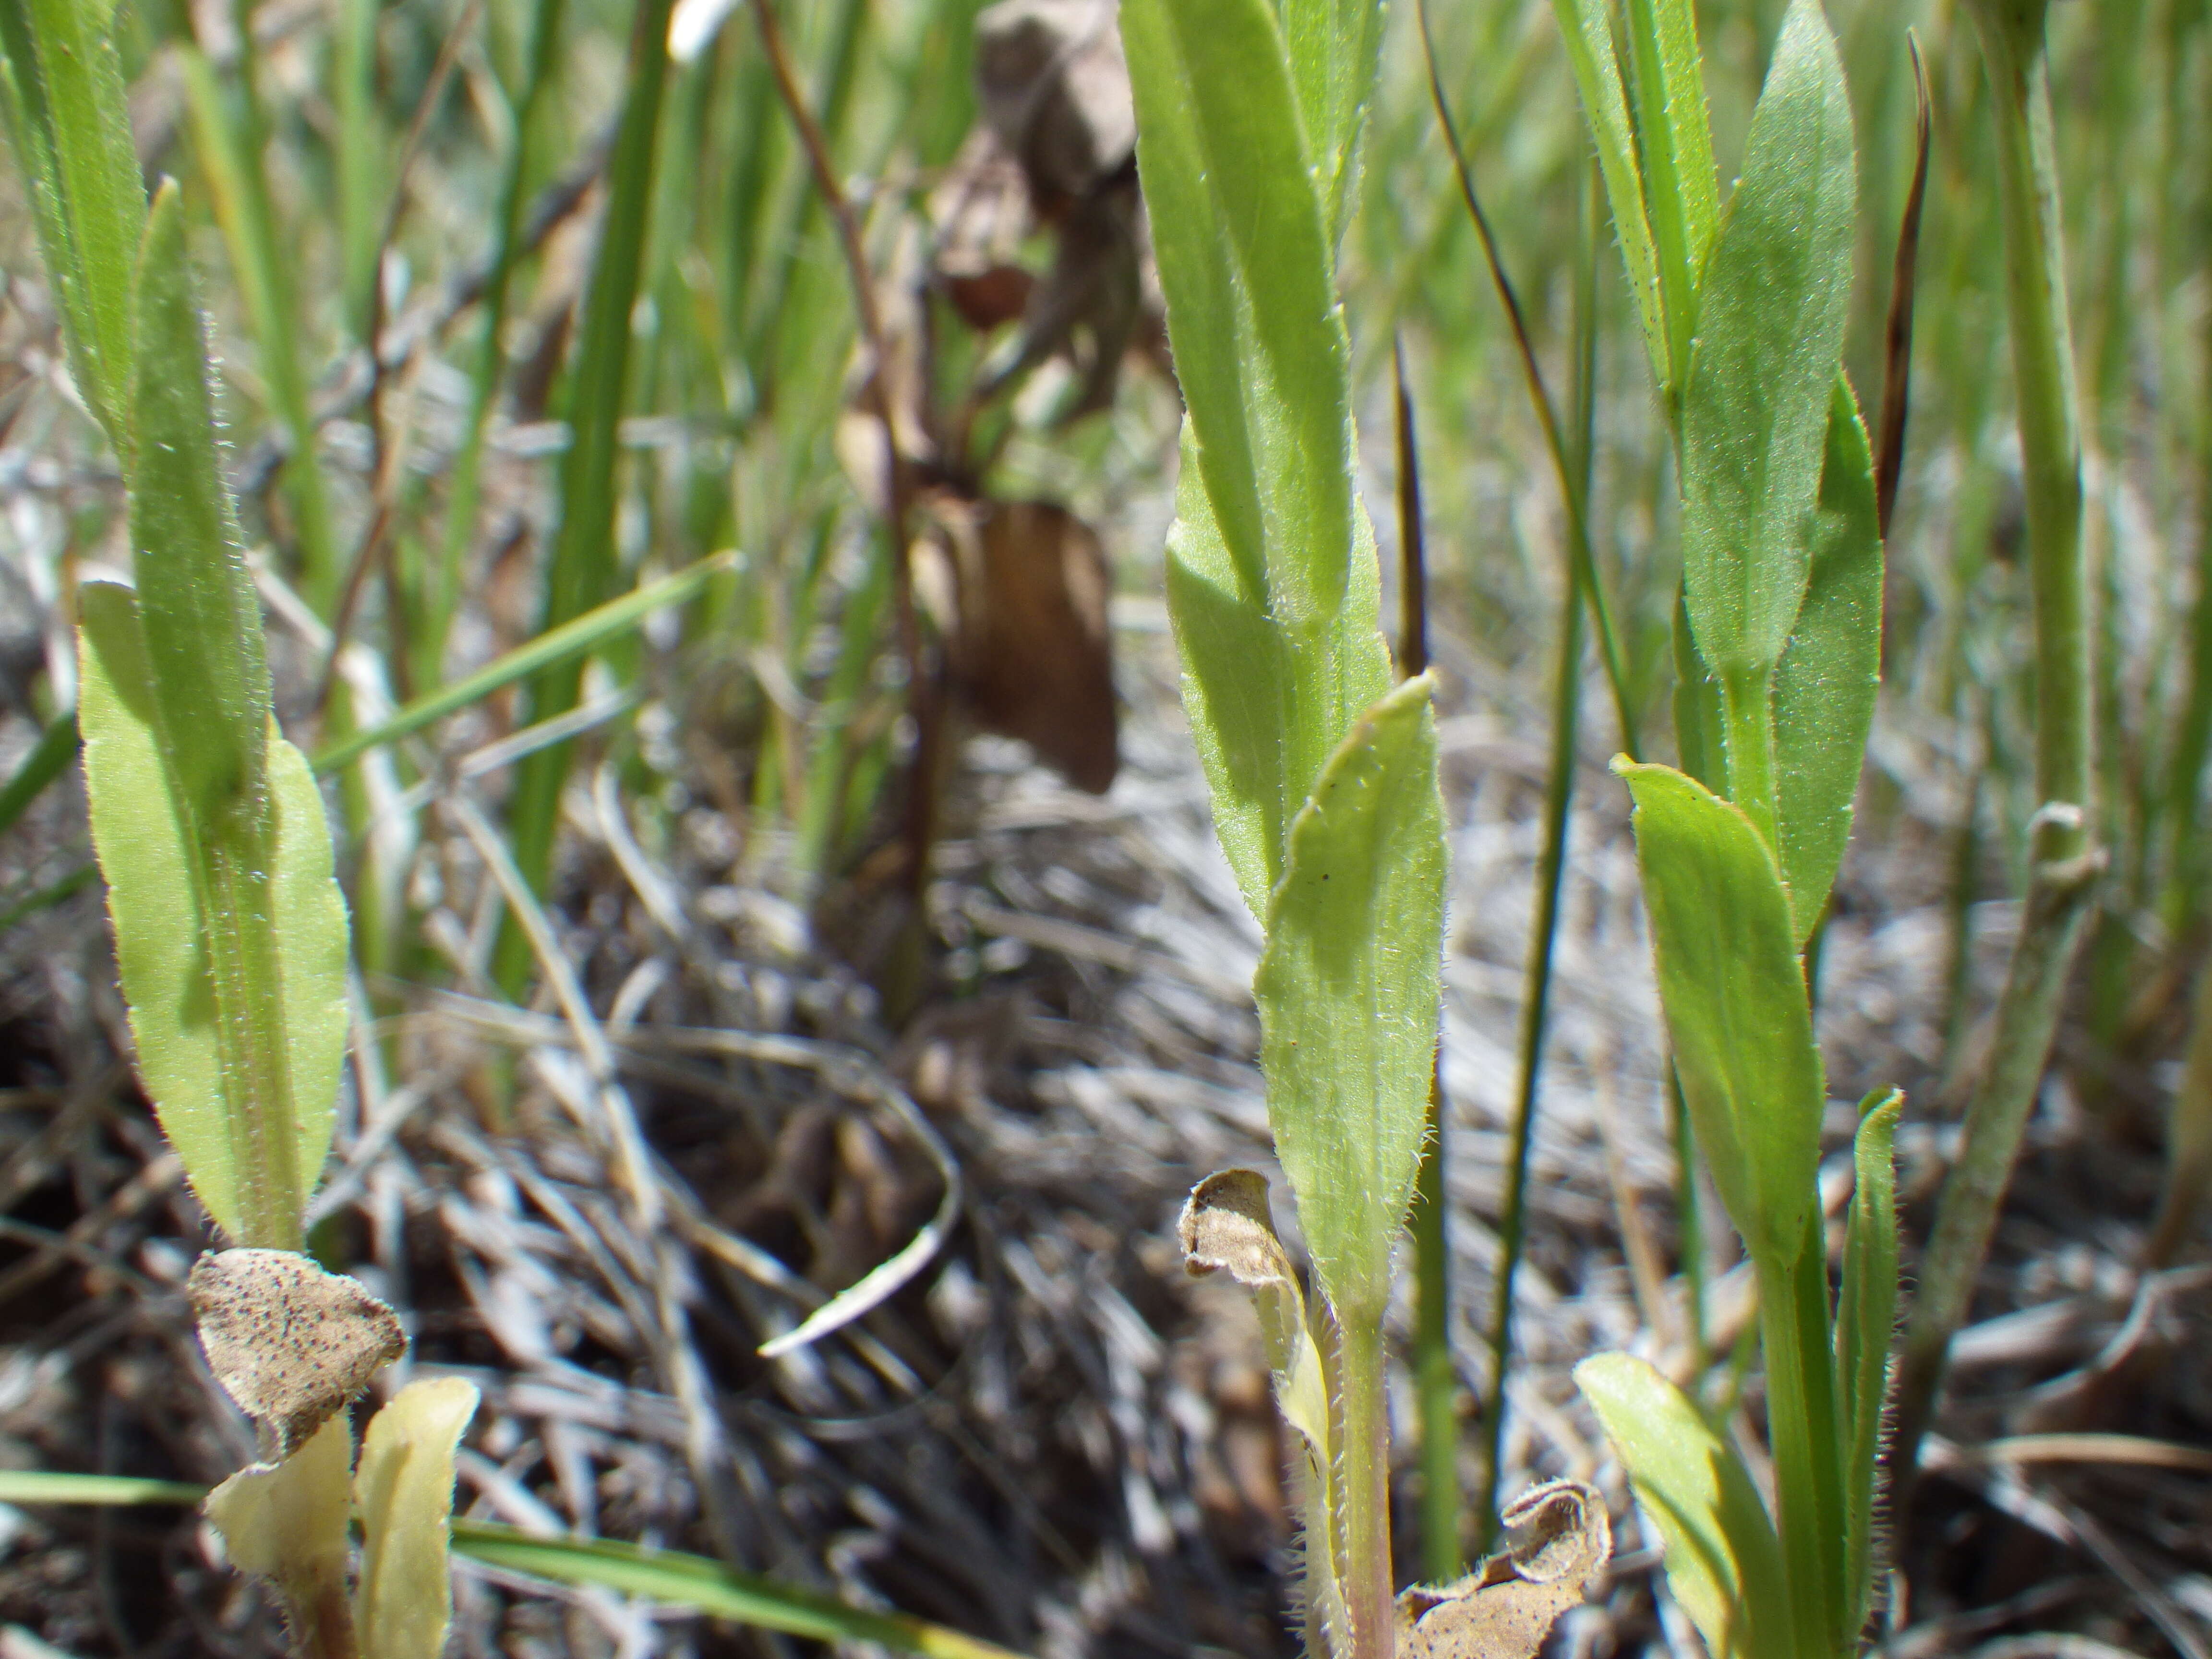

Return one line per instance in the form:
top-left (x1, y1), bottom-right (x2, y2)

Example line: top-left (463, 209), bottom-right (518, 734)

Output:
top-left (189, 1249), bottom-right (406, 1458)
top-left (1396, 1480), bottom-right (1612, 1659)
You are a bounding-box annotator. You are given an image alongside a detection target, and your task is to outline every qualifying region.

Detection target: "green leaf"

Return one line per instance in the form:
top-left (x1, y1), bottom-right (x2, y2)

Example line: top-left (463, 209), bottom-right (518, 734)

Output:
top-left (1835, 1087), bottom-right (1901, 1634)
top-left (1545, 0), bottom-right (1669, 401)
top-left (1575, 1354), bottom-right (1788, 1659)
top-left (129, 180), bottom-right (272, 831)
top-left (1671, 588), bottom-right (1724, 790)
top-left (77, 584), bottom-right (349, 1246)
top-left (1124, 0), bottom-right (1392, 920)
top-left (448, 1523), bottom-right (1032, 1659)
top-left (1770, 379), bottom-right (1883, 942)
top-left (1279, 0), bottom-right (1386, 242)
top-left (0, 0), bottom-right (144, 456)
top-left (1678, 0), bottom-right (1857, 685)
top-left (1255, 676), bottom-right (1447, 1317)
top-left (1615, 761), bottom-right (1825, 1265)
top-left (355, 1377), bottom-right (479, 1659)
top-left (1623, 0), bottom-right (1718, 394)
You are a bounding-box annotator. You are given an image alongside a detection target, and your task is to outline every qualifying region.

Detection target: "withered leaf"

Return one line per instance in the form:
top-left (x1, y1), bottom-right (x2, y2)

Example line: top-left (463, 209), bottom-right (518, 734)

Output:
top-left (189, 1249), bottom-right (406, 1459)
top-left (1396, 1479), bottom-right (1612, 1659)
top-left (935, 496), bottom-right (1118, 793)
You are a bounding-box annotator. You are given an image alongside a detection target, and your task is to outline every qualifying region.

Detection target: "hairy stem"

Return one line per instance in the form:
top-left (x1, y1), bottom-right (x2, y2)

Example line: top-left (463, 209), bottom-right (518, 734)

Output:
top-left (1757, 1217), bottom-right (1847, 1659)
top-left (1335, 1303), bottom-right (1395, 1659)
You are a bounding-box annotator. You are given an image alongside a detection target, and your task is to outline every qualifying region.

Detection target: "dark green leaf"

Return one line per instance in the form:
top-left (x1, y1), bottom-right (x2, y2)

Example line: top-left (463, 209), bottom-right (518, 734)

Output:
top-left (1678, 0), bottom-right (1857, 683)
top-left (0, 0), bottom-right (143, 455)
top-left (128, 180), bottom-right (271, 831)
top-left (1124, 0), bottom-right (1392, 919)
top-left (1771, 378), bottom-right (1883, 941)
top-left (1615, 761), bottom-right (1825, 1265)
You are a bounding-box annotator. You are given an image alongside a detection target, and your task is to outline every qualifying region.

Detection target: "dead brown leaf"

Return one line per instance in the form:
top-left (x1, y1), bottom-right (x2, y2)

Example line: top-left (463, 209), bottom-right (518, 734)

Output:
top-left (1396, 1479), bottom-right (1613, 1659)
top-left (930, 495), bottom-right (1118, 793)
top-left (188, 1249), bottom-right (407, 1460)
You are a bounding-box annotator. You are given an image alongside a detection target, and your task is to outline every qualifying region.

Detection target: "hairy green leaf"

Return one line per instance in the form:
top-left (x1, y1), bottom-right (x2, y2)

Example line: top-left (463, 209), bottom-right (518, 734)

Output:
top-left (1771, 379), bottom-right (1883, 940)
top-left (1678, 0), bottom-right (1857, 684)
top-left (1575, 1354), bottom-right (1787, 1659)
top-left (1280, 0), bottom-right (1386, 242)
top-left (1836, 1087), bottom-right (1901, 1632)
top-left (1546, 0), bottom-right (1669, 399)
top-left (0, 0), bottom-right (144, 455)
top-left (1124, 0), bottom-right (1392, 919)
top-left (77, 584), bottom-right (349, 1245)
top-left (356, 1377), bottom-right (480, 1659)
top-left (1623, 0), bottom-right (1718, 392)
top-left (1255, 676), bottom-right (1446, 1317)
top-left (1615, 761), bottom-right (1825, 1264)
top-left (129, 180), bottom-right (272, 830)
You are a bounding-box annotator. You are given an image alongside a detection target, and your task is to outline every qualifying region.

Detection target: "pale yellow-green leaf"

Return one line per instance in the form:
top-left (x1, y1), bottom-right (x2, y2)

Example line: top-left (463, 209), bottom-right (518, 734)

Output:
top-left (204, 1412), bottom-right (353, 1602)
top-left (76, 581), bottom-right (350, 1243)
top-left (354, 1376), bottom-right (479, 1659)
top-left (1575, 1354), bottom-right (1787, 1659)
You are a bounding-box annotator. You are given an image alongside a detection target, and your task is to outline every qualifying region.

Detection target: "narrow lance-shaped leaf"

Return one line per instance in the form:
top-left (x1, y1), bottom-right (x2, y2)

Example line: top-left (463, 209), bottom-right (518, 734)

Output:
top-left (1622, 0), bottom-right (1719, 395)
top-left (1836, 1088), bottom-right (1902, 1633)
top-left (0, 0), bottom-right (145, 456)
top-left (129, 180), bottom-right (271, 830)
top-left (1771, 379), bottom-right (1883, 939)
top-left (1678, 0), bottom-right (1857, 685)
top-left (1615, 761), bottom-right (1825, 1265)
top-left (1279, 0), bottom-right (1387, 243)
top-left (1123, 0), bottom-right (1392, 918)
top-left (1545, 0), bottom-right (1670, 399)
top-left (1575, 1354), bottom-right (1788, 1659)
top-left (1255, 675), bottom-right (1447, 1318)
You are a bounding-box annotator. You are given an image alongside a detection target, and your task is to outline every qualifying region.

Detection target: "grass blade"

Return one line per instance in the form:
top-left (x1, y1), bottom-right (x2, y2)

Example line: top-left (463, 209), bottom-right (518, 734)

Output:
top-left (313, 551), bottom-right (736, 774)
top-left (0, 709), bottom-right (80, 837)
top-left (449, 1522), bottom-right (1030, 1659)
top-left (496, 0), bottom-right (679, 992)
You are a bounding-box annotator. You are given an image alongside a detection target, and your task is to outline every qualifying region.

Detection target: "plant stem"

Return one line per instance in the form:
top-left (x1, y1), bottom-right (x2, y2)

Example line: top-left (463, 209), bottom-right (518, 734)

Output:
top-left (1757, 1219), bottom-right (1847, 1659)
top-left (201, 830), bottom-right (305, 1251)
top-left (1891, 0), bottom-right (2100, 1483)
top-left (1720, 667), bottom-right (1780, 852)
top-left (1334, 1302), bottom-right (1395, 1659)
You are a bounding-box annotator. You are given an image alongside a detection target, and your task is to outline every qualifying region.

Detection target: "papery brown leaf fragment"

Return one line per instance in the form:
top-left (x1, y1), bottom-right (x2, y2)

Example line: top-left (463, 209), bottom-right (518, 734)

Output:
top-left (931, 496), bottom-right (1118, 793)
top-left (190, 1249), bottom-right (406, 1459)
top-left (1396, 1479), bottom-right (1612, 1659)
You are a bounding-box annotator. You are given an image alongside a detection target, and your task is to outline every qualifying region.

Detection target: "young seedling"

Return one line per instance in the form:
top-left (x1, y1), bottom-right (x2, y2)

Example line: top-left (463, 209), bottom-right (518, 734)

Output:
top-left (1126, 0), bottom-right (1610, 1653)
top-left (0, 8), bottom-right (478, 1653)
top-left (1548, 0), bottom-right (1908, 1652)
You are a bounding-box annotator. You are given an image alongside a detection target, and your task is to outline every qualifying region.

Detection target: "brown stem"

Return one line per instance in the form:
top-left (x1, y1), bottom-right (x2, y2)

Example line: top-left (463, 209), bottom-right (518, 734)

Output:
top-left (750, 0), bottom-right (935, 934)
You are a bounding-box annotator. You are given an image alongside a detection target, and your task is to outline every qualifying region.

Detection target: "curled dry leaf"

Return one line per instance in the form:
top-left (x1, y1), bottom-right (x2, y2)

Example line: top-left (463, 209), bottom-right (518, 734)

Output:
top-left (1178, 1170), bottom-right (1347, 1652)
top-left (926, 495), bottom-right (1118, 793)
top-left (189, 1249), bottom-right (406, 1459)
top-left (1395, 1479), bottom-right (1613, 1659)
